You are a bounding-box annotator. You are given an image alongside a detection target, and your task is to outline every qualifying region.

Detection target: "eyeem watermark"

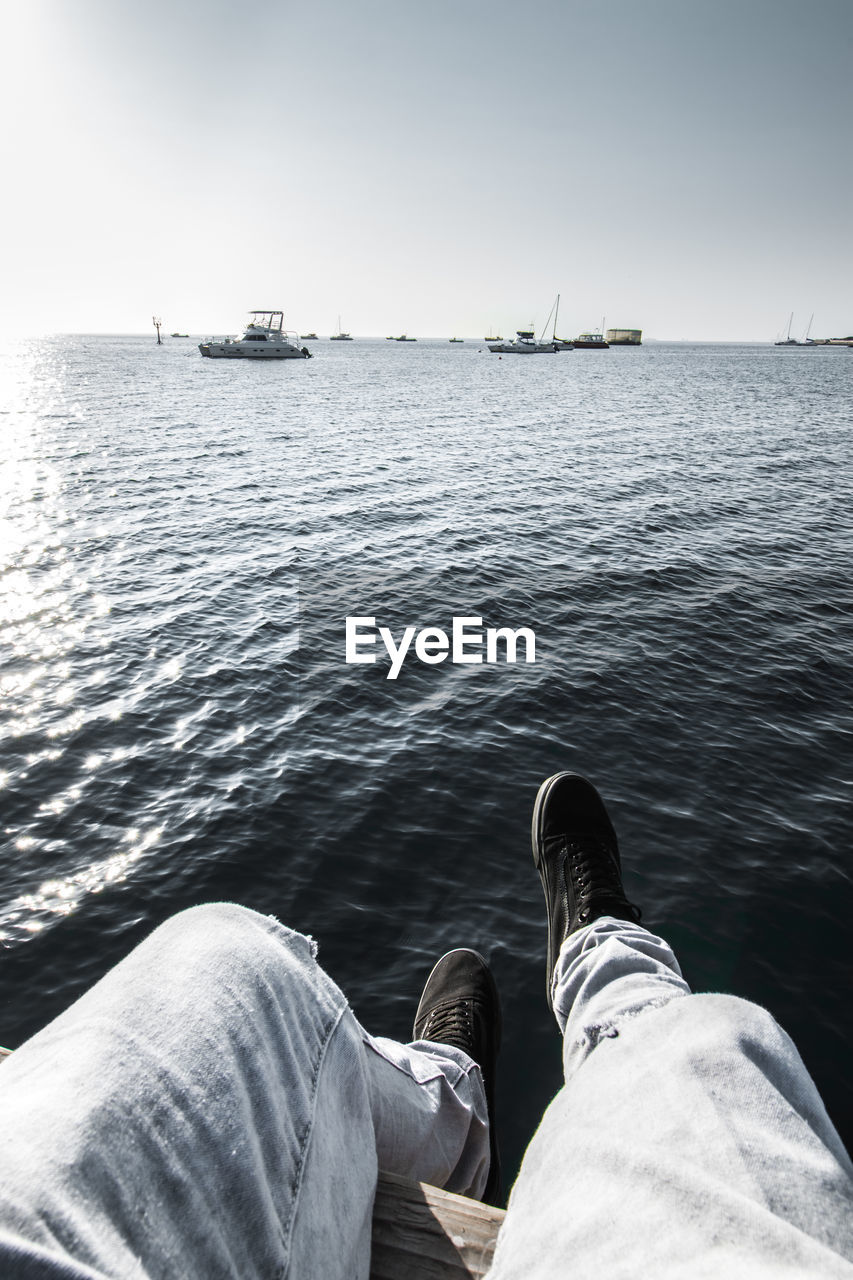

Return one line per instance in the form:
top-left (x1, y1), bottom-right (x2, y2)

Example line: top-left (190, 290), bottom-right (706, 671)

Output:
top-left (345, 616), bottom-right (536, 680)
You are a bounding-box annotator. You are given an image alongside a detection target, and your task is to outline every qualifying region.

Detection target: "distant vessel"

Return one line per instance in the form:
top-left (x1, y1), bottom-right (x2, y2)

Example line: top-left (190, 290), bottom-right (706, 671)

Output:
top-left (387, 334), bottom-right (417, 341)
top-left (487, 330), bottom-right (558, 355)
top-left (300, 332), bottom-right (319, 341)
top-left (537, 293), bottom-right (571, 348)
top-left (170, 332), bottom-right (189, 338)
top-left (573, 332), bottom-right (610, 350)
top-left (545, 295), bottom-right (573, 350)
top-left (449, 337), bottom-right (464, 343)
top-left (606, 328), bottom-right (642, 346)
top-left (330, 317), bottom-right (353, 341)
top-left (488, 296), bottom-right (569, 354)
top-left (199, 311), bottom-right (311, 359)
top-left (774, 313), bottom-right (799, 346)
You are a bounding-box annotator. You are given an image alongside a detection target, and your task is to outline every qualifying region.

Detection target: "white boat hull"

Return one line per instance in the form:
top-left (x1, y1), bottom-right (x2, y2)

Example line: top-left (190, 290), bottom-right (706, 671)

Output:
top-left (487, 341), bottom-right (559, 354)
top-left (199, 341), bottom-right (310, 359)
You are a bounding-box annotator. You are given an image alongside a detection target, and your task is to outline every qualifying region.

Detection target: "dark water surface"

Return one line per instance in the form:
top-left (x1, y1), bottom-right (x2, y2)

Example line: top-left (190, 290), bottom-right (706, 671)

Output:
top-left (1, 335), bottom-right (852, 1194)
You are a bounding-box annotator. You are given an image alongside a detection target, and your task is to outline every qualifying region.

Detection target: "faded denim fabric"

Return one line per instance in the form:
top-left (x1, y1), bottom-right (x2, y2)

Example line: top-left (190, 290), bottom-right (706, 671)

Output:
top-left (488, 916), bottom-right (853, 1279)
top-left (0, 904), bottom-right (488, 1279)
top-left (2, 906), bottom-right (852, 1278)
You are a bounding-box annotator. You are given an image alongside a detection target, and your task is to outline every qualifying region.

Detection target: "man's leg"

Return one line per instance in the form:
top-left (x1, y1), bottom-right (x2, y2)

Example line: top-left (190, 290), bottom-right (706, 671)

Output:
top-left (551, 913), bottom-right (690, 1078)
top-left (488, 774), bottom-right (853, 1279)
top-left (0, 903), bottom-right (492, 1280)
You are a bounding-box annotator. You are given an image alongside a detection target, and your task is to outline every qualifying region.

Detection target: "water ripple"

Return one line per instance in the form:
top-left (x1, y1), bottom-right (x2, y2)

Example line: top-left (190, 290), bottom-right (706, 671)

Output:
top-left (1, 336), bottom-right (852, 1181)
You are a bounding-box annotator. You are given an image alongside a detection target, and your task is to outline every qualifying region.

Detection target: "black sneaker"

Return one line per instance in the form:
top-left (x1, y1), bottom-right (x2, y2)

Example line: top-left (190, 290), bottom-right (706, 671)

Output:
top-left (413, 948), bottom-right (502, 1204)
top-left (532, 772), bottom-right (641, 1010)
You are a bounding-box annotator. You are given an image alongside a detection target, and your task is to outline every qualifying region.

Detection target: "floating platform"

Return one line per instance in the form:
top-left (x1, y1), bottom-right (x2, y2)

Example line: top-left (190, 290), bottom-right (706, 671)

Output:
top-left (606, 328), bottom-right (642, 345)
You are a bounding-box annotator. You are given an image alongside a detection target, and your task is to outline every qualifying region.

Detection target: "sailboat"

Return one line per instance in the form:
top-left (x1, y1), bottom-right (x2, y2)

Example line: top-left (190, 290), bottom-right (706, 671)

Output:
top-left (774, 313), bottom-right (798, 346)
top-left (330, 316), bottom-right (353, 340)
top-left (550, 295), bottom-right (574, 350)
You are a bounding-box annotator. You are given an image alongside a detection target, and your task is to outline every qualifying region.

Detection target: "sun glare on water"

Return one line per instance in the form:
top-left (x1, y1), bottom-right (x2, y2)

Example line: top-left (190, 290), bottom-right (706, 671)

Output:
top-left (0, 342), bottom-right (166, 943)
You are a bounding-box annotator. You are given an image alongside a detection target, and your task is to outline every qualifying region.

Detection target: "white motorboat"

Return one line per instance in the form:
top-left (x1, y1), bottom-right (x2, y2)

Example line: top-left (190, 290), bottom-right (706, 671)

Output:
top-left (487, 329), bottom-right (558, 354)
top-left (199, 311), bottom-right (312, 359)
top-left (487, 296), bottom-right (571, 354)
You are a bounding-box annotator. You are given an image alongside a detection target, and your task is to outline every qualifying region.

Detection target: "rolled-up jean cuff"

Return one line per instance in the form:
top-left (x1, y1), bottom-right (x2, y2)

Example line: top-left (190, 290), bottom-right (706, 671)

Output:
top-left (552, 916), bottom-right (692, 1080)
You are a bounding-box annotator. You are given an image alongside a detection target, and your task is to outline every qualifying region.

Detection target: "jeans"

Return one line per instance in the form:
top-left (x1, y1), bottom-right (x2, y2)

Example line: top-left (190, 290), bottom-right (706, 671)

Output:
top-left (0, 905), bottom-right (851, 1278)
top-left (494, 917), bottom-right (853, 1278)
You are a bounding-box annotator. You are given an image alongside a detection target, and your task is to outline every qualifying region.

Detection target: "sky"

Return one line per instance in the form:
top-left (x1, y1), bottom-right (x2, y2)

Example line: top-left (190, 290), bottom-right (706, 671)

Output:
top-left (1, 0), bottom-right (851, 341)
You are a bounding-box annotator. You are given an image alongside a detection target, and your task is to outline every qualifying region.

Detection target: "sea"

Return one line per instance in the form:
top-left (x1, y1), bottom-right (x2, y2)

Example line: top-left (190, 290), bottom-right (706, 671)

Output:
top-left (1, 333), bottom-right (852, 1195)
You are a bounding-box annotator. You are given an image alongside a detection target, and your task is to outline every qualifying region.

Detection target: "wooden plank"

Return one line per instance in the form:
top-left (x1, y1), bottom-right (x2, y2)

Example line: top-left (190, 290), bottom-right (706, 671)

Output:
top-left (370, 1171), bottom-right (505, 1280)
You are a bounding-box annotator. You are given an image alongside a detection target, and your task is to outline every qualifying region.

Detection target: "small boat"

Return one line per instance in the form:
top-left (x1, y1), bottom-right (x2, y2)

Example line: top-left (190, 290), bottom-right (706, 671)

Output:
top-left (488, 296), bottom-right (574, 354)
top-left (199, 311), bottom-right (311, 359)
top-left (330, 316), bottom-right (353, 341)
top-left (388, 334), bottom-right (417, 341)
top-left (572, 332), bottom-right (610, 349)
top-left (449, 337), bottom-right (464, 343)
top-left (488, 330), bottom-right (558, 355)
top-left (300, 332), bottom-right (319, 341)
top-left (548, 295), bottom-right (573, 350)
top-left (774, 313), bottom-right (799, 346)
top-left (170, 332), bottom-right (189, 338)
top-left (484, 334), bottom-right (503, 343)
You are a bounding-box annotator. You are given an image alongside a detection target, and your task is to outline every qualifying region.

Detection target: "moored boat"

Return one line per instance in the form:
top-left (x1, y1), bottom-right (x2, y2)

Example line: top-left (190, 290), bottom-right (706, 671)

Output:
top-left (199, 311), bottom-right (311, 359)
top-left (487, 330), bottom-right (558, 354)
top-left (547, 295), bottom-right (573, 350)
top-left (572, 332), bottom-right (610, 349)
top-left (330, 316), bottom-right (353, 340)
top-left (774, 313), bottom-right (799, 346)
top-left (488, 295), bottom-right (574, 354)
top-left (488, 295), bottom-right (573, 353)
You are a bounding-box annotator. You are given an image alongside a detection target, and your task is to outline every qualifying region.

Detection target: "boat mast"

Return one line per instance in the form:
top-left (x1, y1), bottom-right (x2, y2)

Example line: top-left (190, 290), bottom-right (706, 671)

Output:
top-left (539, 296), bottom-right (558, 343)
top-left (553, 294), bottom-right (560, 340)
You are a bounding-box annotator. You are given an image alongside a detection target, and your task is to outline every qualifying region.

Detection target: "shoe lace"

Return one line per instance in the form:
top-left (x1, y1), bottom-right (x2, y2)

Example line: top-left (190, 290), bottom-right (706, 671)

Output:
top-left (423, 1001), bottom-right (475, 1056)
top-left (567, 836), bottom-right (642, 926)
